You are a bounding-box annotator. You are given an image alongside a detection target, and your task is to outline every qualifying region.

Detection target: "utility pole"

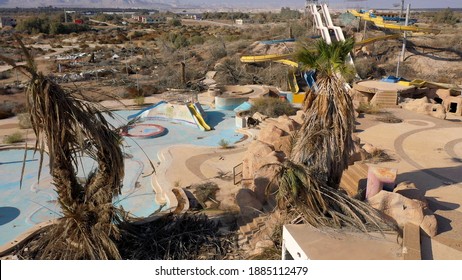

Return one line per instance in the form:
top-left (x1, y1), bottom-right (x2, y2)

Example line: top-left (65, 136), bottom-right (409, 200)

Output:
top-left (399, 0), bottom-right (405, 19)
top-left (64, 9), bottom-right (67, 23)
top-left (396, 4), bottom-right (410, 77)
top-left (363, 20), bottom-right (367, 40)
top-left (181, 62), bottom-right (186, 85)
top-left (400, 4), bottom-right (410, 61)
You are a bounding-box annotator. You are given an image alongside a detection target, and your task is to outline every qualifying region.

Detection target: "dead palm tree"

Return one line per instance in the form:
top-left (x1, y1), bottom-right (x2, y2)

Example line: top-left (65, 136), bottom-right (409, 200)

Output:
top-left (1, 38), bottom-right (125, 259)
top-left (294, 38), bottom-right (356, 188)
top-left (265, 39), bottom-right (394, 231)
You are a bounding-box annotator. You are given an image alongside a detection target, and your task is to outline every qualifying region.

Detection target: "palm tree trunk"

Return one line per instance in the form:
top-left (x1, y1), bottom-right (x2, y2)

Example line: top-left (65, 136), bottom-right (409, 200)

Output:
top-left (291, 76), bottom-right (355, 187)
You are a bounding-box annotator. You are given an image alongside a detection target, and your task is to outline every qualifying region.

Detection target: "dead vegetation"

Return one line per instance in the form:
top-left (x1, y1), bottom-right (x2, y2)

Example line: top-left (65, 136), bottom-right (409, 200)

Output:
top-left (116, 213), bottom-right (237, 260)
top-left (366, 148), bottom-right (394, 164)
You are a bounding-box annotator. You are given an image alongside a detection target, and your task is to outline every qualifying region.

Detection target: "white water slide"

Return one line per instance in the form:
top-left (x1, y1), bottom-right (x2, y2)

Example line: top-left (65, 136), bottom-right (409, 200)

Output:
top-left (308, 4), bottom-right (332, 44)
top-left (308, 3), bottom-right (356, 70)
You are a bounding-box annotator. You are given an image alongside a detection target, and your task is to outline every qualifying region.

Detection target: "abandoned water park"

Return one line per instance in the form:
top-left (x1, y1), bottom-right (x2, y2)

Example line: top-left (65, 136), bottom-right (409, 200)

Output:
top-left (1, 0), bottom-right (462, 267)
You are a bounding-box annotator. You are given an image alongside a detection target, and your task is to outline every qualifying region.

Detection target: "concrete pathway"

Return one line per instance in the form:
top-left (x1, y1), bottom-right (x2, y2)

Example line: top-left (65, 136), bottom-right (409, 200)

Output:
top-left (357, 108), bottom-right (462, 259)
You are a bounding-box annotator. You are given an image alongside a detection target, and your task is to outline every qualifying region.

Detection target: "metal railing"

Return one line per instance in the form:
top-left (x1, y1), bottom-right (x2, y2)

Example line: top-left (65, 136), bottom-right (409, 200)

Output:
top-left (233, 162), bottom-right (243, 185)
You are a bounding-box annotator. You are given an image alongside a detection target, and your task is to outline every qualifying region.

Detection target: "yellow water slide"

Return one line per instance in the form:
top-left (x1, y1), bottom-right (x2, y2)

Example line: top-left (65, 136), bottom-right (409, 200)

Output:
top-left (240, 54), bottom-right (298, 67)
top-left (188, 104), bottom-right (211, 131)
top-left (398, 79), bottom-right (460, 90)
top-left (349, 10), bottom-right (440, 34)
top-left (240, 54), bottom-right (300, 92)
top-left (240, 34), bottom-right (404, 93)
top-left (240, 33), bottom-right (404, 68)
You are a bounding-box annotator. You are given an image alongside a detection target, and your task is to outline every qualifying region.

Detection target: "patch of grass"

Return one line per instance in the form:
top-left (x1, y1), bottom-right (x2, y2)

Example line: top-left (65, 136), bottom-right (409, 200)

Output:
top-left (4, 131), bottom-right (24, 144)
top-left (250, 97), bottom-right (296, 118)
top-left (356, 103), bottom-right (381, 115)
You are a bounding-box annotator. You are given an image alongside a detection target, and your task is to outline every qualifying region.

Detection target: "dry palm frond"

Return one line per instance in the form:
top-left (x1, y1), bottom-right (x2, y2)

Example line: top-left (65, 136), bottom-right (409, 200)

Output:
top-left (1, 36), bottom-right (124, 259)
top-left (263, 161), bottom-right (395, 231)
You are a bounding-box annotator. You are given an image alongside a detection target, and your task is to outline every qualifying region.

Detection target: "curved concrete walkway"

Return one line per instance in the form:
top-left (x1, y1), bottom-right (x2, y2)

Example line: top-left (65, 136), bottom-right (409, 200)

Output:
top-left (357, 108), bottom-right (462, 259)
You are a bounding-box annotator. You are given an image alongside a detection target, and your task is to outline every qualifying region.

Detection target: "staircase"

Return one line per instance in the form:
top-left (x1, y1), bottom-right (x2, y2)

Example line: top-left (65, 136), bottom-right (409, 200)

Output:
top-left (371, 91), bottom-right (399, 108)
top-left (340, 162), bottom-right (369, 198)
top-left (237, 203), bottom-right (276, 251)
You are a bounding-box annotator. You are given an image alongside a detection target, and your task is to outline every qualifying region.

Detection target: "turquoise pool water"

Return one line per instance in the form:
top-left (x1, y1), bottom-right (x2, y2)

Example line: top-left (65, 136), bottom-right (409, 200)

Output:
top-left (0, 107), bottom-right (243, 248)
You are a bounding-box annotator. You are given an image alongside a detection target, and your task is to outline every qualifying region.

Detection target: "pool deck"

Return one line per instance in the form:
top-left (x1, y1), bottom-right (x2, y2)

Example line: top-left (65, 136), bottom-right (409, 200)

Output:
top-left (0, 93), bottom-right (254, 251)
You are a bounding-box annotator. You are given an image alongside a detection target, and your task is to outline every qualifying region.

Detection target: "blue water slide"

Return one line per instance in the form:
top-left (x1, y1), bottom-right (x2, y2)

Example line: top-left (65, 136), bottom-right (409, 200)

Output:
top-left (127, 101), bottom-right (167, 120)
top-left (303, 70), bottom-right (317, 88)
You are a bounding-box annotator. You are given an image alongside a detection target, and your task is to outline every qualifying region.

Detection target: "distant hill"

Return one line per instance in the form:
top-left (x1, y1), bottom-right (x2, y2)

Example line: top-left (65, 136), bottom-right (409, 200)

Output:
top-left (0, 0), bottom-right (177, 9)
top-left (0, 0), bottom-right (304, 9)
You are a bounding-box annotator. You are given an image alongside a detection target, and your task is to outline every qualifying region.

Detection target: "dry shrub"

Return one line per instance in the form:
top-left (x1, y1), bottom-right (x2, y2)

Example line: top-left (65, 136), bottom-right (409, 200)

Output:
top-left (117, 213), bottom-right (235, 260)
top-left (0, 101), bottom-right (17, 119)
top-left (192, 182), bottom-right (219, 209)
top-left (354, 58), bottom-right (385, 79)
top-left (250, 97), bottom-right (296, 118)
top-left (356, 103), bottom-right (381, 114)
top-left (125, 86), bottom-right (141, 98)
top-left (376, 114), bottom-right (402, 123)
top-left (18, 113), bottom-right (32, 128)
top-left (0, 71), bottom-right (11, 80)
top-left (366, 148), bottom-right (393, 163)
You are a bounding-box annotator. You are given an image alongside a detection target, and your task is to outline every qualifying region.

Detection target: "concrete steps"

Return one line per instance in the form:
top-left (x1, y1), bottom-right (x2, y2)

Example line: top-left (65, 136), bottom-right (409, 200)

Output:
top-left (340, 162), bottom-right (368, 197)
top-left (238, 213), bottom-right (270, 248)
top-left (371, 91), bottom-right (399, 108)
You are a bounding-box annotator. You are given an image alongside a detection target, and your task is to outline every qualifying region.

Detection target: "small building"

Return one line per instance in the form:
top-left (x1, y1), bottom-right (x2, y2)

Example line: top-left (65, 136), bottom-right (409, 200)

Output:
top-left (190, 14), bottom-right (202, 20)
top-left (176, 12), bottom-right (203, 20)
top-left (141, 16), bottom-right (165, 24)
top-left (131, 15), bottom-right (143, 22)
top-left (0, 17), bottom-right (16, 28)
top-left (235, 18), bottom-right (251, 25)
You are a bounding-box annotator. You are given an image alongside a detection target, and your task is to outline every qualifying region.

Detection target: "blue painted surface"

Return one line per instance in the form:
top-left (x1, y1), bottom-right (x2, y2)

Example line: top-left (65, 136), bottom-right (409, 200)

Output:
top-left (215, 97), bottom-right (249, 111)
top-left (233, 102), bottom-right (252, 113)
top-left (382, 75), bottom-right (401, 83)
top-left (127, 101), bottom-right (166, 120)
top-left (0, 106), bottom-right (243, 247)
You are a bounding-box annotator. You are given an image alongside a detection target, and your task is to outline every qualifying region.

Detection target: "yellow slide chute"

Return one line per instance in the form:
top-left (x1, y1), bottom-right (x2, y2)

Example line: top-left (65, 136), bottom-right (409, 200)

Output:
top-left (349, 10), bottom-right (440, 34)
top-left (188, 104), bottom-right (211, 131)
top-left (240, 31), bottom-right (411, 93)
top-left (240, 54), bottom-right (297, 66)
top-left (398, 79), bottom-right (459, 90)
top-left (240, 54), bottom-right (300, 93)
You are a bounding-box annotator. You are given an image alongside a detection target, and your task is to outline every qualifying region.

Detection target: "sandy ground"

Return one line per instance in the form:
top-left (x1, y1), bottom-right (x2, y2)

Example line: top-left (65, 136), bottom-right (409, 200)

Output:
top-left (357, 108), bottom-right (462, 259)
top-left (164, 145), bottom-right (248, 212)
